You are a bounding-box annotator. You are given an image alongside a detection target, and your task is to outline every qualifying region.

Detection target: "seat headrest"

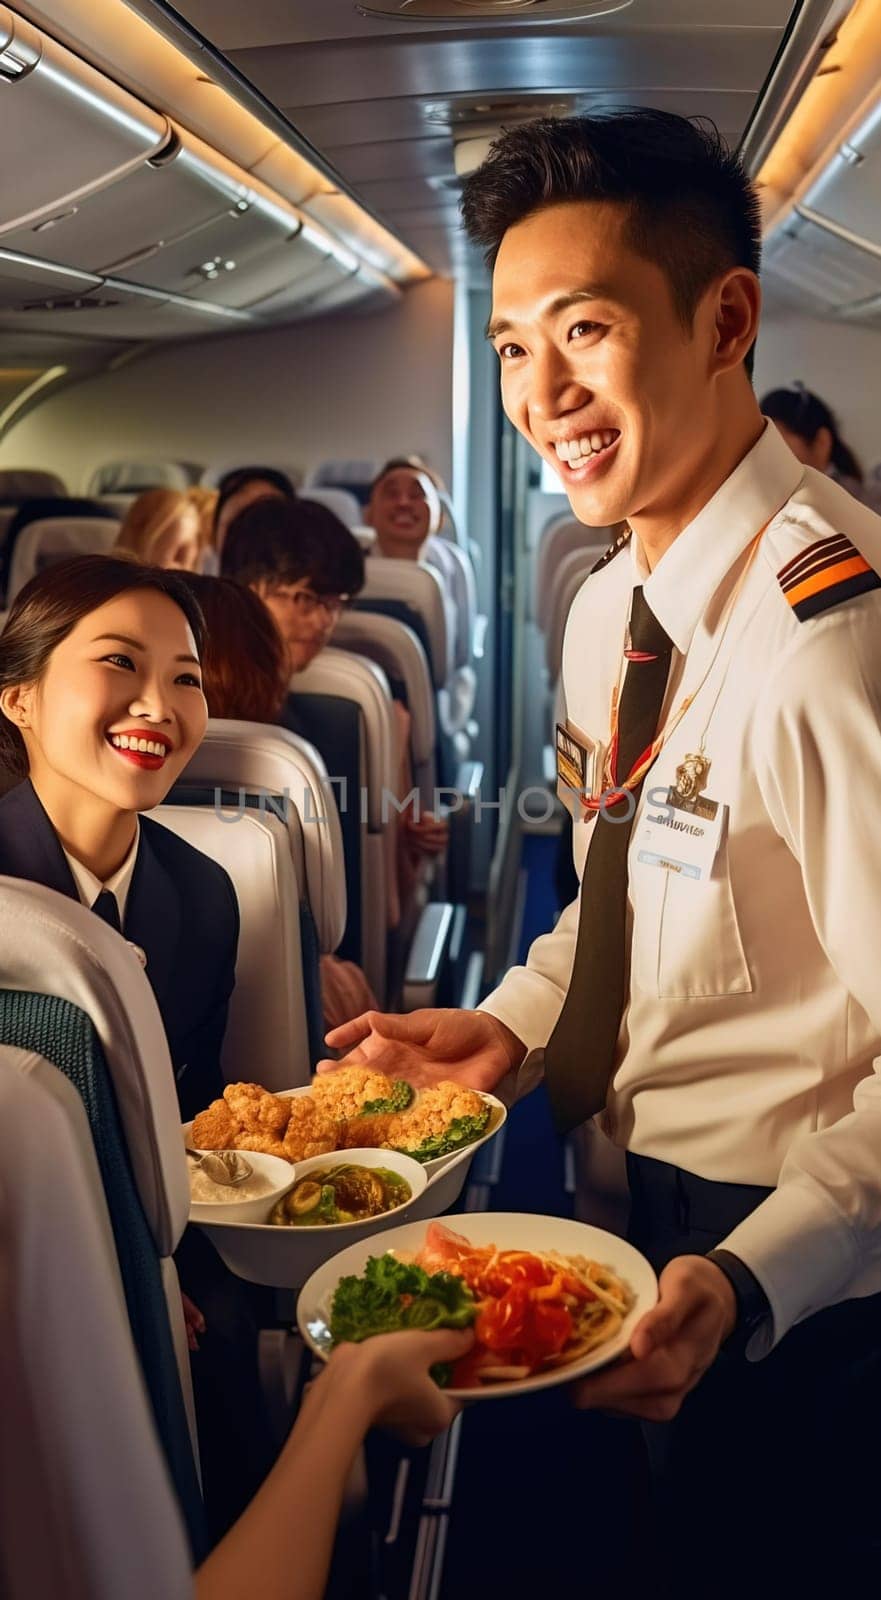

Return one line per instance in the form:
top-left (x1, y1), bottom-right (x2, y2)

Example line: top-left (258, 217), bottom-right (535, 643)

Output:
top-left (7, 518), bottom-right (121, 603)
top-left (301, 486), bottom-right (362, 529)
top-left (0, 468), bottom-right (66, 500)
top-left (360, 559), bottom-right (451, 687)
top-left (177, 719), bottom-right (346, 954)
top-left (87, 461), bottom-right (200, 495)
top-left (292, 648), bottom-right (396, 830)
top-left (153, 805), bottom-right (311, 1090)
top-left (0, 879), bottom-right (188, 1254)
top-left (333, 612), bottom-right (436, 771)
top-left (304, 459), bottom-right (377, 505)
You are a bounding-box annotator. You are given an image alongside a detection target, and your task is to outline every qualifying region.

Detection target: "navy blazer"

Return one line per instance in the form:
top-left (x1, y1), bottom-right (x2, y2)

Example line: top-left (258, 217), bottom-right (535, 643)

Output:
top-left (0, 779), bottom-right (239, 1119)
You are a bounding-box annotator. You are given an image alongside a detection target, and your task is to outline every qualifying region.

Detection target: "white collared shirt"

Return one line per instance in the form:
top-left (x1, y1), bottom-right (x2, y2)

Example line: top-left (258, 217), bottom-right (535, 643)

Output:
top-left (62, 822), bottom-right (140, 926)
top-left (481, 421), bottom-right (881, 1354)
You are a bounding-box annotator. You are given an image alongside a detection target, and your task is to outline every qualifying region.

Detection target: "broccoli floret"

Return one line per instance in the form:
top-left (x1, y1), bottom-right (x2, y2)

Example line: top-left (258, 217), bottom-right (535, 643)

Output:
top-left (360, 1079), bottom-right (414, 1115)
top-left (396, 1107), bottom-right (491, 1164)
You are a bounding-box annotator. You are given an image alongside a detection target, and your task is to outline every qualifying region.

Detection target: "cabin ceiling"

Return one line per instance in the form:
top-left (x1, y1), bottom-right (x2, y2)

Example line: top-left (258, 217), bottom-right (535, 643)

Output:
top-left (159, 0), bottom-right (801, 277)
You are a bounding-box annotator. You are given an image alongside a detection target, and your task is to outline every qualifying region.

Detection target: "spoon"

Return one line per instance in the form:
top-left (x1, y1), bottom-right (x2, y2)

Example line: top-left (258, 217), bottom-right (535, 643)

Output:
top-left (185, 1147), bottom-right (254, 1187)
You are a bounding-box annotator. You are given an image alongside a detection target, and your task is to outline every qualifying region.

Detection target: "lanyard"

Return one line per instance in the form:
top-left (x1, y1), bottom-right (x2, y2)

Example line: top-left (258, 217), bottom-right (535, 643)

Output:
top-left (586, 524), bottom-right (767, 809)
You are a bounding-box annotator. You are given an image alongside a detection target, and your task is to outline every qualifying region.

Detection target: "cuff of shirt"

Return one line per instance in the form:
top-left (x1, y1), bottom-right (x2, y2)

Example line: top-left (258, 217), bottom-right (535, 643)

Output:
top-left (719, 1178), bottom-right (861, 1360)
top-left (478, 972), bottom-right (564, 1058)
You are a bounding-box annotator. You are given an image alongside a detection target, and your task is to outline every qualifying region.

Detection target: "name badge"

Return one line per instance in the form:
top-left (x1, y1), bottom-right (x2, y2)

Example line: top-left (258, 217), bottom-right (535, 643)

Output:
top-left (635, 788), bottom-right (726, 881)
top-left (555, 720), bottom-right (604, 812)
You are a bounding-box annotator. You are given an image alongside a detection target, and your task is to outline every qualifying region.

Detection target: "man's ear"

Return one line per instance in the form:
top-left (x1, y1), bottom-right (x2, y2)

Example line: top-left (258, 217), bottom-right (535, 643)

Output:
top-left (713, 267), bottom-right (761, 373)
top-left (0, 683), bottom-right (33, 728)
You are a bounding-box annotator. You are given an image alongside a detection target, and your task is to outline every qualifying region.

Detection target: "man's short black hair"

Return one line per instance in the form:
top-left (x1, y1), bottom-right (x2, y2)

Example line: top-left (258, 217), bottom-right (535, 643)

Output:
top-left (461, 110), bottom-right (761, 373)
top-left (214, 465), bottom-right (296, 531)
top-left (220, 496), bottom-right (365, 597)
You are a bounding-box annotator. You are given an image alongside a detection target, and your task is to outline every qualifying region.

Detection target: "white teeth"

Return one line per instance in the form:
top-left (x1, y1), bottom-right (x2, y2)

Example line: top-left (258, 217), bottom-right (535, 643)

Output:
top-left (110, 734), bottom-right (166, 757)
top-left (554, 430), bottom-right (618, 464)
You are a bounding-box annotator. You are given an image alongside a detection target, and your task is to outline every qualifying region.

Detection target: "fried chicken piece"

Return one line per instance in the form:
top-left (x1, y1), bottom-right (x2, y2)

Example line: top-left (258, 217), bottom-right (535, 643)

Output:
top-left (341, 1112), bottom-right (399, 1151)
top-left (191, 1098), bottom-right (237, 1150)
top-left (310, 1066), bottom-right (401, 1122)
top-left (386, 1082), bottom-right (487, 1153)
top-left (235, 1133), bottom-right (289, 1161)
top-left (282, 1095), bottom-right (344, 1162)
top-left (223, 1081), bottom-right (290, 1137)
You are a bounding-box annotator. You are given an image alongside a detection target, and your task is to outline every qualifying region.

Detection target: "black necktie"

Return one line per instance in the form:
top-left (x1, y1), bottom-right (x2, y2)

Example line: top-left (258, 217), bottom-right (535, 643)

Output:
top-left (91, 888), bottom-right (122, 934)
top-left (545, 587), bottom-right (673, 1134)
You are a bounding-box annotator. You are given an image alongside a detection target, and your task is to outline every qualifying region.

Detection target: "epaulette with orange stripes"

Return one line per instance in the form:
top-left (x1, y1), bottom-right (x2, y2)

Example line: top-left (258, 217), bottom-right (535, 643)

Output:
top-left (777, 534), bottom-right (881, 621)
top-left (590, 523), bottom-right (631, 575)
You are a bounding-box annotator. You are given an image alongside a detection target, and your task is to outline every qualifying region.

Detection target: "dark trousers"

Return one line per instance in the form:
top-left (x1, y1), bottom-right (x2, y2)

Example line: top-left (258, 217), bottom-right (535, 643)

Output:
top-left (626, 1152), bottom-right (881, 1600)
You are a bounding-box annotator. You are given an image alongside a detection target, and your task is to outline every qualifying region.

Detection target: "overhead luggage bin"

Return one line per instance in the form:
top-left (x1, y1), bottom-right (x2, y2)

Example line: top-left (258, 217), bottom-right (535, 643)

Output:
top-left (0, 6), bottom-right (168, 235)
top-left (762, 209), bottom-right (881, 314)
top-left (1, 266), bottom-right (254, 340)
top-left (801, 98), bottom-right (881, 255)
top-left (2, 125), bottom-right (251, 277)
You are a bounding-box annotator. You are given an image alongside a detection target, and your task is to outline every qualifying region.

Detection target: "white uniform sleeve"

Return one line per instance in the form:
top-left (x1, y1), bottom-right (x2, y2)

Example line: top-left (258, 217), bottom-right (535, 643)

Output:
top-left (723, 597), bottom-right (881, 1354)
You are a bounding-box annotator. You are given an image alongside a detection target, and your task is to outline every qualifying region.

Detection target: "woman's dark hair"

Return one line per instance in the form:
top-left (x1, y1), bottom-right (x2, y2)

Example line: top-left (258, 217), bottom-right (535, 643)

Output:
top-left (213, 465), bottom-right (296, 533)
top-left (0, 554), bottom-right (205, 778)
top-left (220, 497), bottom-right (365, 597)
top-left (760, 386), bottom-right (863, 483)
top-left (176, 573), bottom-right (288, 722)
top-left (461, 109), bottom-right (761, 373)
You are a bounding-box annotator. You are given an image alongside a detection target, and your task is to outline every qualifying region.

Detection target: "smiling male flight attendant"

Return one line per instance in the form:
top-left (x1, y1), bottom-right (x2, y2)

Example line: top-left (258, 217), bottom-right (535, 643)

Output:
top-left (321, 111), bottom-right (881, 1593)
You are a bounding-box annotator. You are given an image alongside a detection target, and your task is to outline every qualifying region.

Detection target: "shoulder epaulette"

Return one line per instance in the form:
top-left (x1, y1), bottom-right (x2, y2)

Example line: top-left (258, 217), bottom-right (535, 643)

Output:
top-left (777, 533), bottom-right (881, 621)
top-left (590, 524), bottom-right (631, 575)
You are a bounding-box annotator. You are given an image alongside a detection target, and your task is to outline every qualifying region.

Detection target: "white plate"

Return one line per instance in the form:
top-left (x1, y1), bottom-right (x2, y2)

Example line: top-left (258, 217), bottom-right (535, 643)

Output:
top-left (297, 1212), bottom-right (658, 1399)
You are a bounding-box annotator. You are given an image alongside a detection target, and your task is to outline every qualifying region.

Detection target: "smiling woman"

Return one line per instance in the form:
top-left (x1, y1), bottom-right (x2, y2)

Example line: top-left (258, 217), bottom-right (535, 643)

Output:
top-left (0, 554), bottom-right (239, 1120)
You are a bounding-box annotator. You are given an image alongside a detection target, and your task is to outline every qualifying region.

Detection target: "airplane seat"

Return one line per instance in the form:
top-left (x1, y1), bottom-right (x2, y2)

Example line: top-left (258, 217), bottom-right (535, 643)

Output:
top-left (332, 608), bottom-right (478, 901)
top-left (7, 516), bottom-right (121, 603)
top-left (200, 458), bottom-right (301, 490)
top-left (535, 517), bottom-right (612, 631)
top-left (0, 877), bottom-right (205, 1554)
top-left (546, 552), bottom-right (600, 685)
top-left (87, 460), bottom-right (203, 495)
top-left (0, 495), bottom-right (118, 602)
top-left (292, 649), bottom-right (397, 1004)
top-left (161, 719), bottom-right (345, 1084)
top-left (301, 485), bottom-right (362, 529)
top-left (0, 1061), bottom-right (194, 1599)
top-left (0, 468), bottom-right (66, 500)
top-left (151, 800), bottom-right (311, 1088)
top-left (304, 458), bottom-right (378, 509)
top-left (95, 491), bottom-right (138, 519)
top-left (292, 646), bottom-right (456, 1008)
top-left (333, 611), bottom-right (437, 807)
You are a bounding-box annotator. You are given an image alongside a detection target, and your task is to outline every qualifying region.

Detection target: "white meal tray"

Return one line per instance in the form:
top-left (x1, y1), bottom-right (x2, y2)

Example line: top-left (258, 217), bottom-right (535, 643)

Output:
top-left (182, 1088), bottom-right (506, 1287)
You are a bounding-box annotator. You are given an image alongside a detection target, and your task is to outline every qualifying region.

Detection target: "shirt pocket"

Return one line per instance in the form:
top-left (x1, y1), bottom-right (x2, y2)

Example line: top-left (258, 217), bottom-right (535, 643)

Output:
top-left (632, 841), bottom-right (753, 1000)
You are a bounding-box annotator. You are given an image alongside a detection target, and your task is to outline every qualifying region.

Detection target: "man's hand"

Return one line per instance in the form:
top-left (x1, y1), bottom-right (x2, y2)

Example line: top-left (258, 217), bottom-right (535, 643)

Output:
top-left (318, 1007), bottom-right (526, 1092)
top-left (572, 1256), bottom-right (737, 1421)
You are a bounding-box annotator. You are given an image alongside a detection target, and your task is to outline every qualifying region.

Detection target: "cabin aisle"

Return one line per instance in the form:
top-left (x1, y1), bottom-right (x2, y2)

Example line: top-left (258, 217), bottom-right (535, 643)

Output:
top-left (438, 837), bottom-right (653, 1598)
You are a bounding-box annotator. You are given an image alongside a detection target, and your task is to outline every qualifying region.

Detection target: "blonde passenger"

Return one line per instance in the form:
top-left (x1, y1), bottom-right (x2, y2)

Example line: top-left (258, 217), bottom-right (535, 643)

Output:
top-left (115, 487), bottom-right (202, 571)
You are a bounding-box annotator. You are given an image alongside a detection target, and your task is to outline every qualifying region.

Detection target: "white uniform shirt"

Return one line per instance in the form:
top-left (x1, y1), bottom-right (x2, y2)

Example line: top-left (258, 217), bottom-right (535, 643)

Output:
top-left (481, 422), bottom-right (881, 1354)
top-left (62, 823), bottom-right (140, 923)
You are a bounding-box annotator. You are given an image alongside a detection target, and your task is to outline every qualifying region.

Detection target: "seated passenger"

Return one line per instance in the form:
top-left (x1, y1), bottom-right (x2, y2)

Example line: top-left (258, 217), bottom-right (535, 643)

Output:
top-left (365, 457), bottom-right (470, 672)
top-left (220, 498), bottom-right (447, 915)
top-left (213, 464), bottom-right (296, 553)
top-left (177, 570), bottom-right (378, 1029)
top-left (0, 554), bottom-right (237, 1120)
top-left (114, 487), bottom-right (202, 571)
top-left (761, 384), bottom-right (881, 513)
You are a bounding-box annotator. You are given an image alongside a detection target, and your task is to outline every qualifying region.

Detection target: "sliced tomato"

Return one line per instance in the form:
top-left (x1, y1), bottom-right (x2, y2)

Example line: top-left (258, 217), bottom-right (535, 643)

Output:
top-left (475, 1283), bottom-right (530, 1351)
top-left (479, 1250), bottom-right (555, 1296)
top-left (525, 1299), bottom-right (573, 1358)
top-left (417, 1222), bottom-right (492, 1279)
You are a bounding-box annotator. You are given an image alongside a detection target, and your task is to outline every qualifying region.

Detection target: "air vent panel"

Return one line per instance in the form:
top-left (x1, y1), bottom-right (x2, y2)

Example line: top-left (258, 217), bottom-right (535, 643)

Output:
top-left (357, 1), bottom-right (633, 20)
